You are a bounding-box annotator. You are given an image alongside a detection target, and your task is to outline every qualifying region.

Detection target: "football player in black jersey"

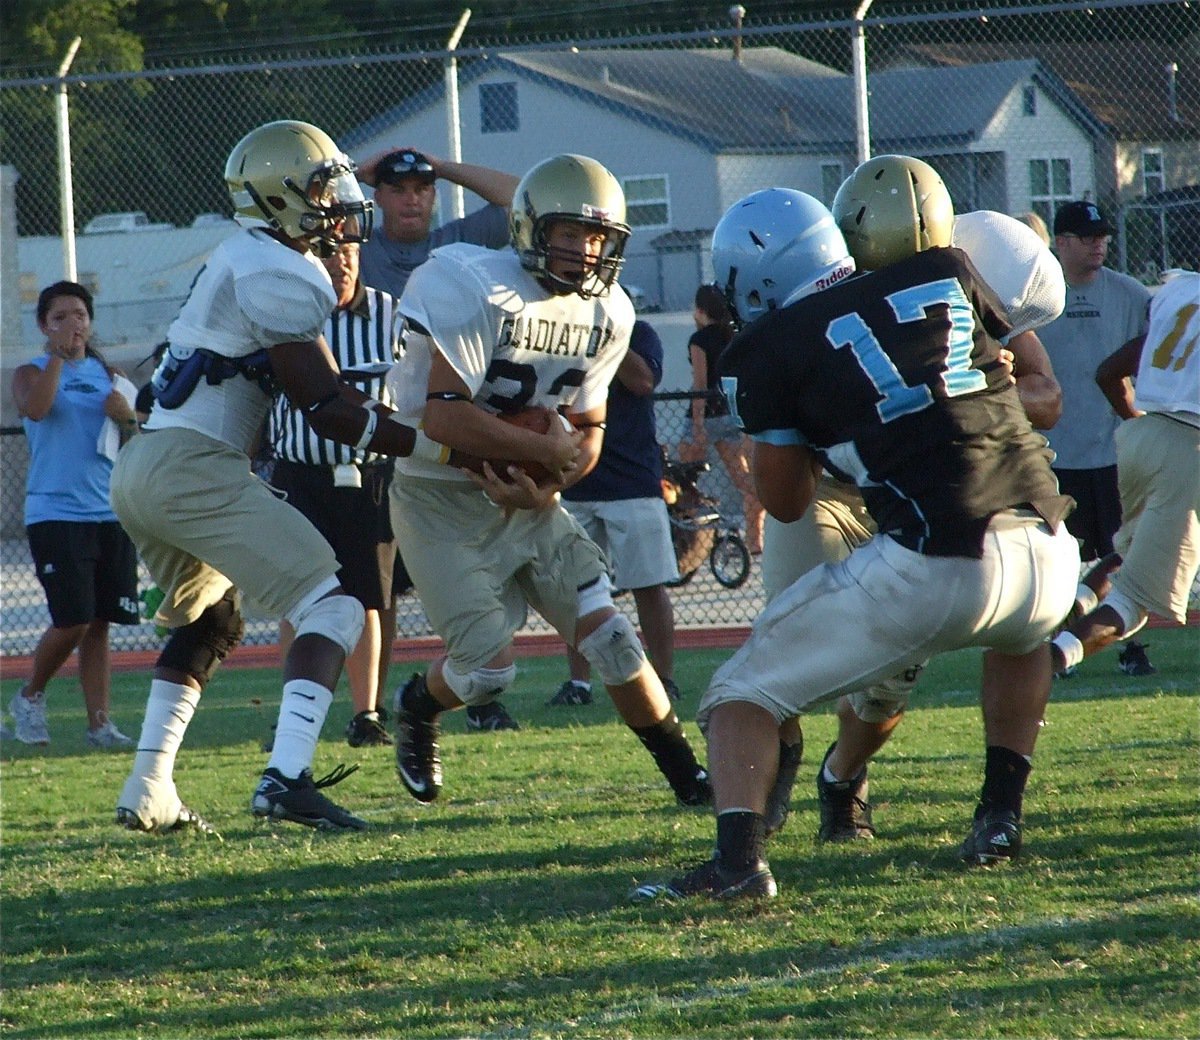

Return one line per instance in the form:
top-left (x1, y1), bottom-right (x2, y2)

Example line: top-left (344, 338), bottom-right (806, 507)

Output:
top-left (631, 160), bottom-right (1080, 903)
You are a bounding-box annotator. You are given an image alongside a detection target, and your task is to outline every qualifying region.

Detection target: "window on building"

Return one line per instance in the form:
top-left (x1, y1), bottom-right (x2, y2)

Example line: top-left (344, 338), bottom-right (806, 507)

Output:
top-left (622, 175), bottom-right (669, 228)
top-left (1028, 157), bottom-right (1072, 228)
top-left (480, 82), bottom-right (519, 134)
top-left (1142, 149), bottom-right (1164, 196)
top-left (821, 162), bottom-right (843, 206)
top-left (1022, 86), bottom-right (1038, 116)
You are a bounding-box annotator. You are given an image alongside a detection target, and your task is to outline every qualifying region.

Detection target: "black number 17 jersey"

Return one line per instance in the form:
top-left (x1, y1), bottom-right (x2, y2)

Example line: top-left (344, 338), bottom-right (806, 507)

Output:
top-left (719, 247), bottom-right (1072, 558)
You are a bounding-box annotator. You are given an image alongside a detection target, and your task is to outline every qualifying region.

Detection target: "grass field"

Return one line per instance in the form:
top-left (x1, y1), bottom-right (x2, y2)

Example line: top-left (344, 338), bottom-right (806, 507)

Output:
top-left (1, 628), bottom-right (1197, 1039)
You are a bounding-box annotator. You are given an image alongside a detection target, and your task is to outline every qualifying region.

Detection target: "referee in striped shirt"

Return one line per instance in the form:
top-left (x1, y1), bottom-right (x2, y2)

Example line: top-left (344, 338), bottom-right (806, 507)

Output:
top-left (270, 241), bottom-right (404, 748)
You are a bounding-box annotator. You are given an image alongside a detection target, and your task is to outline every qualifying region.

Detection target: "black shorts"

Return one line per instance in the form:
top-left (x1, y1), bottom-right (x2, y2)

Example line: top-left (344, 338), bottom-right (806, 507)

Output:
top-left (272, 460), bottom-right (396, 610)
top-left (1053, 465), bottom-right (1121, 562)
top-left (27, 520), bottom-right (140, 628)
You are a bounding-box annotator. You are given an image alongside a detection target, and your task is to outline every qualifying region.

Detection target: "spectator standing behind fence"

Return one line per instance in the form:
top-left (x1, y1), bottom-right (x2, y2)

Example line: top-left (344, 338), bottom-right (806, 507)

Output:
top-left (1050, 270), bottom-right (1200, 677)
top-left (552, 319), bottom-right (682, 707)
top-left (679, 284), bottom-right (764, 555)
top-left (1042, 202), bottom-right (1150, 559)
top-left (357, 148), bottom-right (518, 298)
top-left (1041, 201), bottom-right (1153, 673)
top-left (7, 281), bottom-right (140, 748)
top-left (356, 146), bottom-right (522, 732)
top-left (269, 241), bottom-right (402, 749)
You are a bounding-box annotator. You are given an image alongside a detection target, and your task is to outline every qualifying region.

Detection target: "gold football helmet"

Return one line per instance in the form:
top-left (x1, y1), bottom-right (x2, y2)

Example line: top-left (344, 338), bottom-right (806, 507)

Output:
top-left (832, 154), bottom-right (953, 270)
top-left (224, 120), bottom-right (372, 255)
top-left (510, 154), bottom-right (631, 298)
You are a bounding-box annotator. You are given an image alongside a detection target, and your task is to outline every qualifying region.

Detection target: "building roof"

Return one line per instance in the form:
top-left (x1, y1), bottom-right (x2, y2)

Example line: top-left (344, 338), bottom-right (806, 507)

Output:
top-left (347, 46), bottom-right (1107, 157)
top-left (889, 40), bottom-right (1199, 138)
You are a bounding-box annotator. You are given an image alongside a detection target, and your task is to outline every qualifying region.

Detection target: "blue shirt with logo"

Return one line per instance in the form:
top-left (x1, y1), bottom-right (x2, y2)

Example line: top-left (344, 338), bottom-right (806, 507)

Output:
top-left (22, 353), bottom-right (119, 524)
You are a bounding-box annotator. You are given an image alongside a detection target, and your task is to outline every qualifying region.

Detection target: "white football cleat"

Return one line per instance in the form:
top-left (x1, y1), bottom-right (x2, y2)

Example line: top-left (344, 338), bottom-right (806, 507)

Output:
top-left (116, 774), bottom-right (216, 836)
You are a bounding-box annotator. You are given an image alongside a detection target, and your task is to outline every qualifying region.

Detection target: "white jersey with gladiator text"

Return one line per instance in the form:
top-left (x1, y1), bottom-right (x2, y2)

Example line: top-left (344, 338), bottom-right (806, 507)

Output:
top-left (145, 229), bottom-right (335, 454)
top-left (1133, 271), bottom-right (1200, 426)
top-left (387, 243), bottom-right (635, 481)
top-left (952, 211), bottom-right (1066, 336)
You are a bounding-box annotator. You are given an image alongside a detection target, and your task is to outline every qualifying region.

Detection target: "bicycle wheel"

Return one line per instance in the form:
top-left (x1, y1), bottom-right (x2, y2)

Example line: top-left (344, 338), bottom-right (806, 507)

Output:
top-left (710, 531), bottom-right (751, 589)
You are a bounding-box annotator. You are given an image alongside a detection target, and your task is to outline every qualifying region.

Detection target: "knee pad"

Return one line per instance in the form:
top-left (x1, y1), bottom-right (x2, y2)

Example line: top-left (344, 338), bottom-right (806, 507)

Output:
top-left (576, 575), bottom-right (615, 619)
top-left (288, 592), bottom-right (365, 657)
top-left (577, 612), bottom-right (645, 687)
top-left (847, 663), bottom-right (922, 723)
top-left (442, 661), bottom-right (517, 706)
top-left (1104, 587), bottom-right (1148, 638)
top-left (157, 587), bottom-right (245, 689)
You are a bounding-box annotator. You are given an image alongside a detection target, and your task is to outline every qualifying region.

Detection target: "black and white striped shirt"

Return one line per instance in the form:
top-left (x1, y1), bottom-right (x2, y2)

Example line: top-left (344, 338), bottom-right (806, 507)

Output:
top-left (271, 284), bottom-right (402, 465)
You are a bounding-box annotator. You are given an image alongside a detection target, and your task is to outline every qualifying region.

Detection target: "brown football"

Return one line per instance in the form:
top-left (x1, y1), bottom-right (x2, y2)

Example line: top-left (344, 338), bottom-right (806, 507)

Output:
top-left (488, 406), bottom-right (565, 484)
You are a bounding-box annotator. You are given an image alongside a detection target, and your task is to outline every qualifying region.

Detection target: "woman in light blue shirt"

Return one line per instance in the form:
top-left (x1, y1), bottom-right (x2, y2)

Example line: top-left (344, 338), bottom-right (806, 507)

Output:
top-left (8, 281), bottom-right (141, 748)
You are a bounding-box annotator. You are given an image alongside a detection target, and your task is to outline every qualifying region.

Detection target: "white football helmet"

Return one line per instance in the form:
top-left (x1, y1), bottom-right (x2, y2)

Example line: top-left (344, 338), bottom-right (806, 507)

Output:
top-left (832, 154), bottom-right (953, 270)
top-left (710, 188), bottom-right (855, 326)
top-left (510, 154), bottom-right (631, 298)
top-left (224, 120), bottom-right (372, 256)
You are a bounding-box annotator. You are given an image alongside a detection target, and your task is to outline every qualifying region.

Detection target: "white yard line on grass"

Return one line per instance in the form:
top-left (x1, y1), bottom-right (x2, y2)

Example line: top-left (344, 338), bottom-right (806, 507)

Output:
top-left (497, 897), bottom-right (1191, 1038)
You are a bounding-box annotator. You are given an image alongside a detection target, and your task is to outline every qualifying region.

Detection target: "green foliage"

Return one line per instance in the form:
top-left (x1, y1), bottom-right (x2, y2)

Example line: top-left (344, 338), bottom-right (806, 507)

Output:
top-left (2, 630), bottom-right (1197, 1038)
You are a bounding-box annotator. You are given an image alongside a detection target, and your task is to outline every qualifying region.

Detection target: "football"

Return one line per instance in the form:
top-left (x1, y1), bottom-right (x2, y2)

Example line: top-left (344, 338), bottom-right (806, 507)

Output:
top-left (488, 406), bottom-right (572, 484)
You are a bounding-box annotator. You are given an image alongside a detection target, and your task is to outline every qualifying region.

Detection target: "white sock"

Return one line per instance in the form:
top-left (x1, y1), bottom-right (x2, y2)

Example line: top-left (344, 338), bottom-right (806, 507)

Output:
top-left (1053, 631), bottom-right (1085, 671)
top-left (822, 762), bottom-right (842, 784)
top-left (268, 679), bottom-right (334, 779)
top-left (131, 679), bottom-right (200, 785)
top-left (570, 680), bottom-right (591, 691)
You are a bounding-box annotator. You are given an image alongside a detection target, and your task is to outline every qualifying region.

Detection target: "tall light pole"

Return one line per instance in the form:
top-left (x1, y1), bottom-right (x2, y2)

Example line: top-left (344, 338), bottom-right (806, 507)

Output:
top-left (444, 9), bottom-right (472, 221)
top-left (56, 36), bottom-right (82, 281)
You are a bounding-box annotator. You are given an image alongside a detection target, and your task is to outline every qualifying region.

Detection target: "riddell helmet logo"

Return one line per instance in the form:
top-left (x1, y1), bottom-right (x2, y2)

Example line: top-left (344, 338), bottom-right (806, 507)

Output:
top-left (815, 263), bottom-right (855, 291)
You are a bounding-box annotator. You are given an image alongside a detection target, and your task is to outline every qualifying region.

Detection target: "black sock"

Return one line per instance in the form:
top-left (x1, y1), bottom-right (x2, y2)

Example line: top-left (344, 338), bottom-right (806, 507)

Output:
top-left (716, 810), bottom-right (767, 872)
top-left (778, 737), bottom-right (803, 772)
top-left (978, 745), bottom-right (1031, 819)
top-left (630, 713), bottom-right (703, 792)
top-left (400, 673), bottom-right (442, 720)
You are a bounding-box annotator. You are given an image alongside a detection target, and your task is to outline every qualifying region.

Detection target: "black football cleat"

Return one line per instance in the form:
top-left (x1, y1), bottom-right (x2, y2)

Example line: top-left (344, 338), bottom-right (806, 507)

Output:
top-left (816, 742), bottom-right (875, 842)
top-left (251, 765), bottom-right (367, 831)
top-left (345, 710), bottom-right (393, 747)
top-left (394, 675), bottom-right (444, 802)
top-left (631, 855), bottom-right (777, 902)
top-left (959, 808), bottom-right (1022, 865)
top-left (465, 700), bottom-right (520, 731)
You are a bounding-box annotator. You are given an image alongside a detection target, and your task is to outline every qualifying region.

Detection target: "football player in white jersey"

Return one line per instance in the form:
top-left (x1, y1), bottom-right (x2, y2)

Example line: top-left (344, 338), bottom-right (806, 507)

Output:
top-left (753, 197), bottom-right (1073, 847)
top-left (385, 154), bottom-right (711, 808)
top-left (111, 120), bottom-right (479, 835)
top-left (1051, 269), bottom-right (1200, 670)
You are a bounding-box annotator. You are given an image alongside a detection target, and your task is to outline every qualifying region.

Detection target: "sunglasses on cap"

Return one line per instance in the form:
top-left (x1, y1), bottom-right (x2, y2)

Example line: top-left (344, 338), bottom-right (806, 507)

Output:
top-left (377, 150), bottom-right (435, 184)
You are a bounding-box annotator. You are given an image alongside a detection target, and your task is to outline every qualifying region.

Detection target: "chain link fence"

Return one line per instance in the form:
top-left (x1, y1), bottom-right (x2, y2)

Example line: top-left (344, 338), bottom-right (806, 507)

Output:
top-left (2, 0), bottom-right (1196, 655)
top-left (0, 398), bottom-right (764, 656)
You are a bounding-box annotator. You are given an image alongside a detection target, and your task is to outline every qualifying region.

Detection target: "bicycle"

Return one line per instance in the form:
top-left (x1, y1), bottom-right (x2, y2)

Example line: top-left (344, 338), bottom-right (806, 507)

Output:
top-left (660, 453), bottom-right (751, 590)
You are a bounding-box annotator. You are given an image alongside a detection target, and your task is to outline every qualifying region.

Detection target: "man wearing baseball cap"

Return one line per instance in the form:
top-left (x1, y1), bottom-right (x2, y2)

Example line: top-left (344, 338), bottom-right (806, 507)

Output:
top-left (356, 146), bottom-right (522, 732)
top-left (357, 147), bottom-right (518, 298)
top-left (1040, 199), bottom-right (1155, 677)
